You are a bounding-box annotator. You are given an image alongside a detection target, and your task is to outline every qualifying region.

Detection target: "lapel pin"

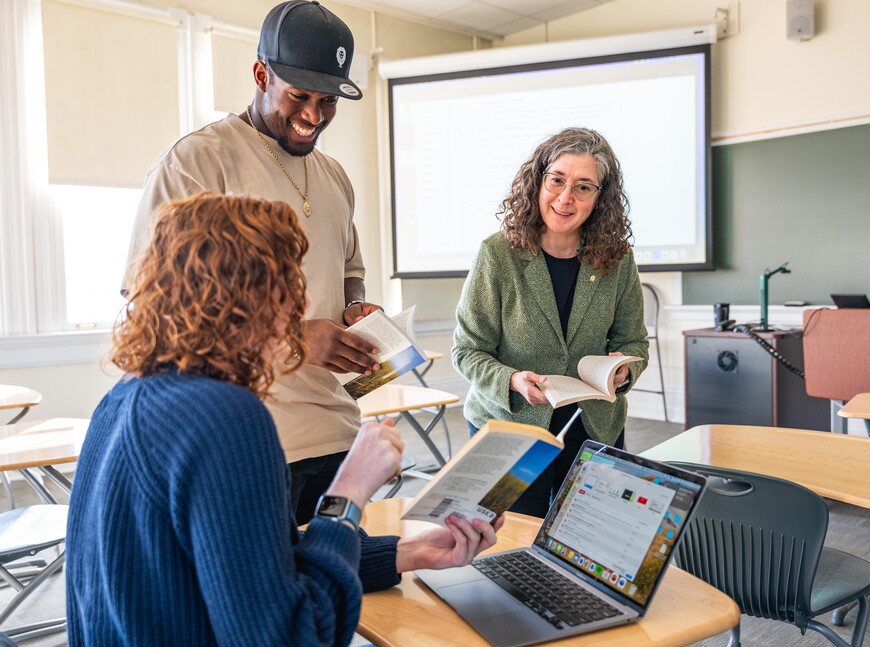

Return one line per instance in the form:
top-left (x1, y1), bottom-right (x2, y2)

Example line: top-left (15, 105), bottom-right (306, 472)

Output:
top-left (590, 275), bottom-right (596, 282)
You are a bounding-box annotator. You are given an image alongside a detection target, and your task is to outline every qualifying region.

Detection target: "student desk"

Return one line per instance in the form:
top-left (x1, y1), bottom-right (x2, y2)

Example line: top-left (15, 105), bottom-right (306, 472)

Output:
top-left (0, 418), bottom-right (89, 498)
top-left (0, 385), bottom-right (43, 425)
top-left (838, 393), bottom-right (870, 420)
top-left (838, 393), bottom-right (870, 434)
top-left (358, 385), bottom-right (458, 468)
top-left (357, 498), bottom-right (740, 647)
top-left (641, 424), bottom-right (870, 509)
top-left (0, 385), bottom-right (45, 505)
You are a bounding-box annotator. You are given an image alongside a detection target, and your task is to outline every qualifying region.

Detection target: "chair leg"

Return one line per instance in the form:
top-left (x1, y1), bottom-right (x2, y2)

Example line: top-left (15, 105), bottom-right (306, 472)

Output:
top-left (5, 618), bottom-right (67, 641)
top-left (831, 400), bottom-right (848, 434)
top-left (381, 474), bottom-right (404, 500)
top-left (806, 619), bottom-right (852, 647)
top-left (849, 596), bottom-right (868, 647)
top-left (18, 470), bottom-right (57, 505)
top-left (0, 475), bottom-right (13, 511)
top-left (726, 621), bottom-right (740, 647)
top-left (832, 601), bottom-right (858, 626)
top-left (0, 550), bottom-right (65, 625)
top-left (653, 336), bottom-right (668, 422)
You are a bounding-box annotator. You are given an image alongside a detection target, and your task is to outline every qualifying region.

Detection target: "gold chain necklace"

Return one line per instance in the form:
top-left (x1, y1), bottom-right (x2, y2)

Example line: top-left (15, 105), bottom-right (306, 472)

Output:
top-left (245, 106), bottom-right (310, 217)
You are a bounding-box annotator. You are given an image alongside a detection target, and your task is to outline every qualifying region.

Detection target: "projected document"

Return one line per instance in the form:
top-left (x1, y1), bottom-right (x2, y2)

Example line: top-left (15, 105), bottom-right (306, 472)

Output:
top-left (389, 46), bottom-right (710, 275)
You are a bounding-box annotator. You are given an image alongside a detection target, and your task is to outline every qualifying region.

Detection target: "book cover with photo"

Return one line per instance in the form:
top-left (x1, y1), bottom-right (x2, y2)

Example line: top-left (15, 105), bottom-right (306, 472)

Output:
top-left (401, 420), bottom-right (563, 527)
top-left (336, 306), bottom-right (427, 399)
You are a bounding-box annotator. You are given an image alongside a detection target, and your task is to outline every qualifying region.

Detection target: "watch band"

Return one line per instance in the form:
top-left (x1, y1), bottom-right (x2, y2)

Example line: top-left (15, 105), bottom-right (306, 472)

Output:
top-left (314, 495), bottom-right (363, 531)
top-left (345, 299), bottom-right (364, 310)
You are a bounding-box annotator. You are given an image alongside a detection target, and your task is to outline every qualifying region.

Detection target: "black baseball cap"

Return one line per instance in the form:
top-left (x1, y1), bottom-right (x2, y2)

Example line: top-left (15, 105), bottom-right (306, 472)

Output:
top-left (258, 1), bottom-right (362, 100)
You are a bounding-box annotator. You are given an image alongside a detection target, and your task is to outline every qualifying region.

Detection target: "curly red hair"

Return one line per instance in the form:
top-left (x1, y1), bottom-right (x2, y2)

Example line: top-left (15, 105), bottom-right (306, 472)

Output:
top-left (113, 192), bottom-right (309, 399)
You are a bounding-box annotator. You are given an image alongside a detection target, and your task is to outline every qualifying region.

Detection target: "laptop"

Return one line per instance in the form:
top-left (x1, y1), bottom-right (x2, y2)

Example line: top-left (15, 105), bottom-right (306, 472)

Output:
top-left (831, 294), bottom-right (870, 309)
top-left (415, 441), bottom-right (707, 647)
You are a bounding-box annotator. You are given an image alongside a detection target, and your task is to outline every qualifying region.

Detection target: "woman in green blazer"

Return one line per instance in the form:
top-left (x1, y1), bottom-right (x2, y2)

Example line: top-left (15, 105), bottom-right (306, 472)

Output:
top-left (453, 128), bottom-right (649, 517)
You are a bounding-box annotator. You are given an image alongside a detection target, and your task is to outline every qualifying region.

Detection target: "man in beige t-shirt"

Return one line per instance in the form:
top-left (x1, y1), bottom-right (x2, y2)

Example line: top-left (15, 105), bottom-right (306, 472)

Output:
top-left (124, 2), bottom-right (381, 523)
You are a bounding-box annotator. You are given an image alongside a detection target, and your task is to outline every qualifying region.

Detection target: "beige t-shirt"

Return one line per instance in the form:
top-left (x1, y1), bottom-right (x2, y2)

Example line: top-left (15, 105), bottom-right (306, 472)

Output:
top-left (124, 114), bottom-right (364, 462)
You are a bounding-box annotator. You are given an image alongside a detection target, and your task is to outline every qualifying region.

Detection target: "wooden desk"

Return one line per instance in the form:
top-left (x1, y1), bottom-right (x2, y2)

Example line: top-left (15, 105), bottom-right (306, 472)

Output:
top-left (641, 424), bottom-right (870, 509)
top-left (358, 499), bottom-right (739, 647)
top-left (838, 393), bottom-right (870, 419)
top-left (0, 418), bottom-right (89, 496)
top-left (358, 385), bottom-right (458, 467)
top-left (0, 385), bottom-right (43, 425)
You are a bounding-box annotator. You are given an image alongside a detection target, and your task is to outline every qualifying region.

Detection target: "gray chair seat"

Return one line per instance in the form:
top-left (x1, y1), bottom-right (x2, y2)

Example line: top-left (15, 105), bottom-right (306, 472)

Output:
top-left (812, 548), bottom-right (870, 615)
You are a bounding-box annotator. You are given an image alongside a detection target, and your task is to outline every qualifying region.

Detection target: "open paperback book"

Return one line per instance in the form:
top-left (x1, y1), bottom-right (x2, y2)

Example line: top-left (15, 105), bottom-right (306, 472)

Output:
top-left (538, 355), bottom-right (642, 409)
top-left (401, 416), bottom-right (578, 527)
top-left (335, 306), bottom-right (427, 400)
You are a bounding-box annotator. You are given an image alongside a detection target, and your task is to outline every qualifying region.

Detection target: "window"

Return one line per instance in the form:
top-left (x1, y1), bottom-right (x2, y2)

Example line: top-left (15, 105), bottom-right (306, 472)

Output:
top-left (52, 185), bottom-right (142, 327)
top-left (0, 0), bottom-right (257, 364)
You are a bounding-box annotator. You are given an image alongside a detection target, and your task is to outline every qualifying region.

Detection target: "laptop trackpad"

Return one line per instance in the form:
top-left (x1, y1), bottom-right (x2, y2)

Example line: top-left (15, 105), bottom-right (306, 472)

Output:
top-left (436, 580), bottom-right (558, 647)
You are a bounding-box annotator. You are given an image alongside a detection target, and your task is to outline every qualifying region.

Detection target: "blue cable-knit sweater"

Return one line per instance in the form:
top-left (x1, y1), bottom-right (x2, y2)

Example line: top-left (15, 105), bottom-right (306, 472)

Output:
top-left (66, 371), bottom-right (400, 646)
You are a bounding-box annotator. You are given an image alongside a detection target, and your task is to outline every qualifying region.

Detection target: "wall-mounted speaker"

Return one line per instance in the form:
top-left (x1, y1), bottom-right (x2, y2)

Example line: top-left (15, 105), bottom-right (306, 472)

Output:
top-left (786, 0), bottom-right (815, 41)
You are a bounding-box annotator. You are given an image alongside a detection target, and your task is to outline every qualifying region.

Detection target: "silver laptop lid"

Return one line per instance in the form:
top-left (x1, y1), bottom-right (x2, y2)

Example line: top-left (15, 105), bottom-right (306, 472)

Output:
top-left (532, 441), bottom-right (707, 614)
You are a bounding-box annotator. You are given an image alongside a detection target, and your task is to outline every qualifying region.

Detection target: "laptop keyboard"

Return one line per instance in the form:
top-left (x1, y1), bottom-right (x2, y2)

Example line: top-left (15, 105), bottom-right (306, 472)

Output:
top-left (473, 551), bottom-right (622, 630)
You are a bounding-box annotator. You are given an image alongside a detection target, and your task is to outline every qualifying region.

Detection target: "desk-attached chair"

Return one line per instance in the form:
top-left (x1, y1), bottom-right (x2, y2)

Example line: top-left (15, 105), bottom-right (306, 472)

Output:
top-left (669, 462), bottom-right (870, 647)
top-left (802, 309), bottom-right (870, 434)
top-left (0, 505), bottom-right (68, 641)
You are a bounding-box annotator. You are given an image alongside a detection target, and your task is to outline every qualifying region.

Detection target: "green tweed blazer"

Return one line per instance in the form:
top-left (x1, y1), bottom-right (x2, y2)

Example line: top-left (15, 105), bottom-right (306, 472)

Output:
top-left (453, 232), bottom-right (649, 446)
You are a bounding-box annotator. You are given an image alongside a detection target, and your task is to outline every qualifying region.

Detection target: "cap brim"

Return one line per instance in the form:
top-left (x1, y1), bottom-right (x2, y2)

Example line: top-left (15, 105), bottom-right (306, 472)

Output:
top-left (268, 60), bottom-right (362, 100)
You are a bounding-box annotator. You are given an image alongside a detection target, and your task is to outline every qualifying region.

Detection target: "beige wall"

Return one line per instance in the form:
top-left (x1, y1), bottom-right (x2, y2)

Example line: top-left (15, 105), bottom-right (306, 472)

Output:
top-left (0, 363), bottom-right (121, 420)
top-left (504, 0), bottom-right (869, 139)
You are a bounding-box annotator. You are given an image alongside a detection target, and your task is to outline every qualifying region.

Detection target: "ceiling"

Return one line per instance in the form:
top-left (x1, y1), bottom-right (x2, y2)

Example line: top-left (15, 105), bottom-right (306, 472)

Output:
top-left (345, 0), bottom-right (616, 38)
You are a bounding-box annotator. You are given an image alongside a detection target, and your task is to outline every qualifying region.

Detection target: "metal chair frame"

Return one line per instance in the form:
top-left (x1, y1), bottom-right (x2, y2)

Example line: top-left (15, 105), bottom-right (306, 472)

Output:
top-left (635, 283), bottom-right (668, 421)
top-left (0, 505), bottom-right (69, 641)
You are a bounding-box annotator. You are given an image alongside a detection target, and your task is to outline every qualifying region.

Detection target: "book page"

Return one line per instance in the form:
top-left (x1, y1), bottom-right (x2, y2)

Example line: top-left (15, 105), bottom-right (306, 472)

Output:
top-left (402, 432), bottom-right (560, 526)
top-left (336, 306), bottom-right (426, 399)
top-left (346, 310), bottom-right (409, 359)
top-left (574, 355), bottom-right (624, 393)
top-left (539, 375), bottom-right (605, 405)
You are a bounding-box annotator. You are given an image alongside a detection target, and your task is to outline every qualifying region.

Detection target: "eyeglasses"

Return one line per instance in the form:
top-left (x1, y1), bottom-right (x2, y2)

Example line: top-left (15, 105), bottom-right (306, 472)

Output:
top-left (542, 173), bottom-right (601, 202)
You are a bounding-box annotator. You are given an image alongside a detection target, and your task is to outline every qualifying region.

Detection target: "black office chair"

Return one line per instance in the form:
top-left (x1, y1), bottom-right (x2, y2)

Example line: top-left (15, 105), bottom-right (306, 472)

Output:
top-left (668, 462), bottom-right (870, 647)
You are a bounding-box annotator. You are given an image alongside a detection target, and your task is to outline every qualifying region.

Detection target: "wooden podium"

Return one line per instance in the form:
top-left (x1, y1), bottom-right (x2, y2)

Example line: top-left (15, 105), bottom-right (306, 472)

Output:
top-left (683, 328), bottom-right (829, 431)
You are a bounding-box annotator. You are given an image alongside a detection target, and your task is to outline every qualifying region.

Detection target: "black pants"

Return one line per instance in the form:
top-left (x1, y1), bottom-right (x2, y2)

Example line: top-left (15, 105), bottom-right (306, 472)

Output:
top-left (288, 450), bottom-right (348, 525)
top-left (467, 405), bottom-right (625, 519)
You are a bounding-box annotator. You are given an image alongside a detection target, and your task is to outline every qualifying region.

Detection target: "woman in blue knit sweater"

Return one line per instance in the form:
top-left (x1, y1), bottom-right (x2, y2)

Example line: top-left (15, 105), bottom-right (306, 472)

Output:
top-left (66, 193), bottom-right (501, 646)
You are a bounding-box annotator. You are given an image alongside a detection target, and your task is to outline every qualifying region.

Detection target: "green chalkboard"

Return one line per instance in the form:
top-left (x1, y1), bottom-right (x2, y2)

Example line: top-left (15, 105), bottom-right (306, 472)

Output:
top-left (683, 123), bottom-right (870, 306)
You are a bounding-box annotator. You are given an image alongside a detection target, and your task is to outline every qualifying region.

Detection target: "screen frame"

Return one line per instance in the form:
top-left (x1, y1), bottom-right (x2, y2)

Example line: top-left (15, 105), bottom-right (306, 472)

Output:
top-left (531, 440), bottom-right (708, 616)
top-left (387, 43), bottom-right (713, 278)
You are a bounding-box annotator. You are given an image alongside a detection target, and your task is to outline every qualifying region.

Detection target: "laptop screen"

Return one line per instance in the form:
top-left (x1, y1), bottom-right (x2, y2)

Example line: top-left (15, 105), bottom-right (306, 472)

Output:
top-left (534, 441), bottom-right (705, 608)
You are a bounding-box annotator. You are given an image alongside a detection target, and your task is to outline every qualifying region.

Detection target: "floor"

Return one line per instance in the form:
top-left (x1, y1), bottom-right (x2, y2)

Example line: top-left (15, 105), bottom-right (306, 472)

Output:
top-left (3, 406), bottom-right (868, 647)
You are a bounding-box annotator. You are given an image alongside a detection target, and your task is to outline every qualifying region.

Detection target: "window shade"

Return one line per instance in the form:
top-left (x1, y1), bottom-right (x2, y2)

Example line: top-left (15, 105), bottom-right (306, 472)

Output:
top-left (41, 0), bottom-right (181, 187)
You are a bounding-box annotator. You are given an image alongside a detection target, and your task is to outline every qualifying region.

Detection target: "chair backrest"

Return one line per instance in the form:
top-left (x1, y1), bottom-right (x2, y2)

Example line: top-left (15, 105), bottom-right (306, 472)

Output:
top-left (667, 462), bottom-right (828, 630)
top-left (802, 308), bottom-right (870, 400)
top-left (640, 283), bottom-right (659, 337)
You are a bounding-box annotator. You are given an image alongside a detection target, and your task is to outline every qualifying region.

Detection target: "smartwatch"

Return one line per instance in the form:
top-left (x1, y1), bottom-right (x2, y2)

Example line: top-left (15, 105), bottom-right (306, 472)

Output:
top-left (314, 495), bottom-right (363, 531)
